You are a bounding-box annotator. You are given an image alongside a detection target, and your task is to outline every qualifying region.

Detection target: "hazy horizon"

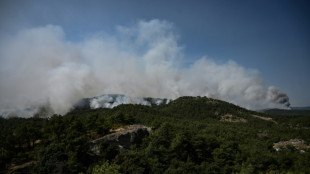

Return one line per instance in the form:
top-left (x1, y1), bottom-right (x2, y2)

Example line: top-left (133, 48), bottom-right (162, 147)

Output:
top-left (0, 0), bottom-right (309, 115)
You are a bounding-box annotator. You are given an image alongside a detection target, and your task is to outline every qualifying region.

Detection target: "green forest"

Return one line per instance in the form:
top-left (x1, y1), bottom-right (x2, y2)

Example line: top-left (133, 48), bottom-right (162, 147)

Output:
top-left (1, 96), bottom-right (310, 174)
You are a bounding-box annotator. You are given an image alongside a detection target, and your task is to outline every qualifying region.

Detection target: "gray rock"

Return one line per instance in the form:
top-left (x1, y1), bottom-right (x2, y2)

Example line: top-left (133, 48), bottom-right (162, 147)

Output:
top-left (87, 125), bottom-right (152, 155)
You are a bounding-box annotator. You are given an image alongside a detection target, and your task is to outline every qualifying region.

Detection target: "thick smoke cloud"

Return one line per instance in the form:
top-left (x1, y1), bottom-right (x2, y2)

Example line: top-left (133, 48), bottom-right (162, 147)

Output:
top-left (88, 94), bottom-right (170, 109)
top-left (0, 19), bottom-right (290, 116)
top-left (267, 86), bottom-right (290, 107)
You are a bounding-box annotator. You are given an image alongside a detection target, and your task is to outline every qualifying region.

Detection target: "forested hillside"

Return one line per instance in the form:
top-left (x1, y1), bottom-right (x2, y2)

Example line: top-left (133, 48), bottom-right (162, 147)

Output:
top-left (1, 96), bottom-right (310, 174)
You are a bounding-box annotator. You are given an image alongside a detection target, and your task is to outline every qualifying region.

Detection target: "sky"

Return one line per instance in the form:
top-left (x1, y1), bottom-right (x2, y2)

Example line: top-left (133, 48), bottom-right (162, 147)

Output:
top-left (0, 0), bottom-right (309, 109)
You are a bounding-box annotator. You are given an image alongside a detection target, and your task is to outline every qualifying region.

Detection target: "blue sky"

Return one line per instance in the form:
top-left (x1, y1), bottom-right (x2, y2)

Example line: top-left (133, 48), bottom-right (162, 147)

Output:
top-left (0, 0), bottom-right (309, 106)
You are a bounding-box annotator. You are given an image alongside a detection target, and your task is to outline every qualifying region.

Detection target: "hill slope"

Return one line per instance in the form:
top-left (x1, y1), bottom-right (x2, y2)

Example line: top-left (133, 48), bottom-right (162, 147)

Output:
top-left (1, 96), bottom-right (310, 174)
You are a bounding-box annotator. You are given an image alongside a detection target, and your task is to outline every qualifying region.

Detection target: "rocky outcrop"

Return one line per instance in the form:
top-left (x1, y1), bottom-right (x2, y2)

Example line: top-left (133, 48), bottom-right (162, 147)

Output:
top-left (220, 114), bottom-right (247, 123)
top-left (273, 139), bottom-right (310, 153)
top-left (257, 130), bottom-right (268, 137)
top-left (87, 125), bottom-right (152, 155)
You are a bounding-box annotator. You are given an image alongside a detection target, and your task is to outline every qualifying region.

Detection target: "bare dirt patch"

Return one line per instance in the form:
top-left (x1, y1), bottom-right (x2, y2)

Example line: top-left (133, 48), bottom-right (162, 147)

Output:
top-left (252, 115), bottom-right (278, 124)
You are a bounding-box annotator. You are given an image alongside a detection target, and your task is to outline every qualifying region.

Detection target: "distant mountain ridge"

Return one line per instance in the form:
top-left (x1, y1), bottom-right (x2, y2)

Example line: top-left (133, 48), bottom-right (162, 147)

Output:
top-left (291, 106), bottom-right (310, 110)
top-left (2, 94), bottom-right (308, 118)
top-left (263, 107), bottom-right (310, 116)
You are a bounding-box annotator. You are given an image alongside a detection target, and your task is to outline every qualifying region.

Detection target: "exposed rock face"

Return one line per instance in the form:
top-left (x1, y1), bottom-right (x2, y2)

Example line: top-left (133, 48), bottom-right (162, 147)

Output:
top-left (220, 114), bottom-right (247, 123)
top-left (87, 125), bottom-right (152, 155)
top-left (273, 139), bottom-right (310, 153)
top-left (257, 130), bottom-right (268, 138)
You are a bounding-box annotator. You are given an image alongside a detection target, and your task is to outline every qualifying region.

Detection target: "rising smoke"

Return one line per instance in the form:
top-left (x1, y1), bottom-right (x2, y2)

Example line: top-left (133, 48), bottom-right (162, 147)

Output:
top-left (267, 86), bottom-right (290, 107)
top-left (0, 19), bottom-right (290, 117)
top-left (87, 94), bottom-right (170, 109)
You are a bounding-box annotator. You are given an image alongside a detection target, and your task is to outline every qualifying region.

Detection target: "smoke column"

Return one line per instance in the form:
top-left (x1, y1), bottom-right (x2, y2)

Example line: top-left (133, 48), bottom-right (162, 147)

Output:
top-left (0, 19), bottom-right (290, 116)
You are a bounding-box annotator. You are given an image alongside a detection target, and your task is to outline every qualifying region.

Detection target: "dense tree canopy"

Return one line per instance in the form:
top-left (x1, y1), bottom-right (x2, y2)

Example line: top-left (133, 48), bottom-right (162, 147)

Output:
top-left (0, 96), bottom-right (309, 173)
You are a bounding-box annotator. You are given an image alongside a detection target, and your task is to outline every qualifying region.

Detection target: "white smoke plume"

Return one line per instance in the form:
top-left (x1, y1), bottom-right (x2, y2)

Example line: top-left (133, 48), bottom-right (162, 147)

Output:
top-left (88, 94), bottom-right (169, 109)
top-left (0, 19), bottom-right (289, 117)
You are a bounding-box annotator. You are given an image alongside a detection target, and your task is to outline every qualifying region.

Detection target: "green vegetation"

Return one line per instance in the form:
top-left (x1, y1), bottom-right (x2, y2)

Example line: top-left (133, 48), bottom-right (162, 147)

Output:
top-left (1, 96), bottom-right (310, 173)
